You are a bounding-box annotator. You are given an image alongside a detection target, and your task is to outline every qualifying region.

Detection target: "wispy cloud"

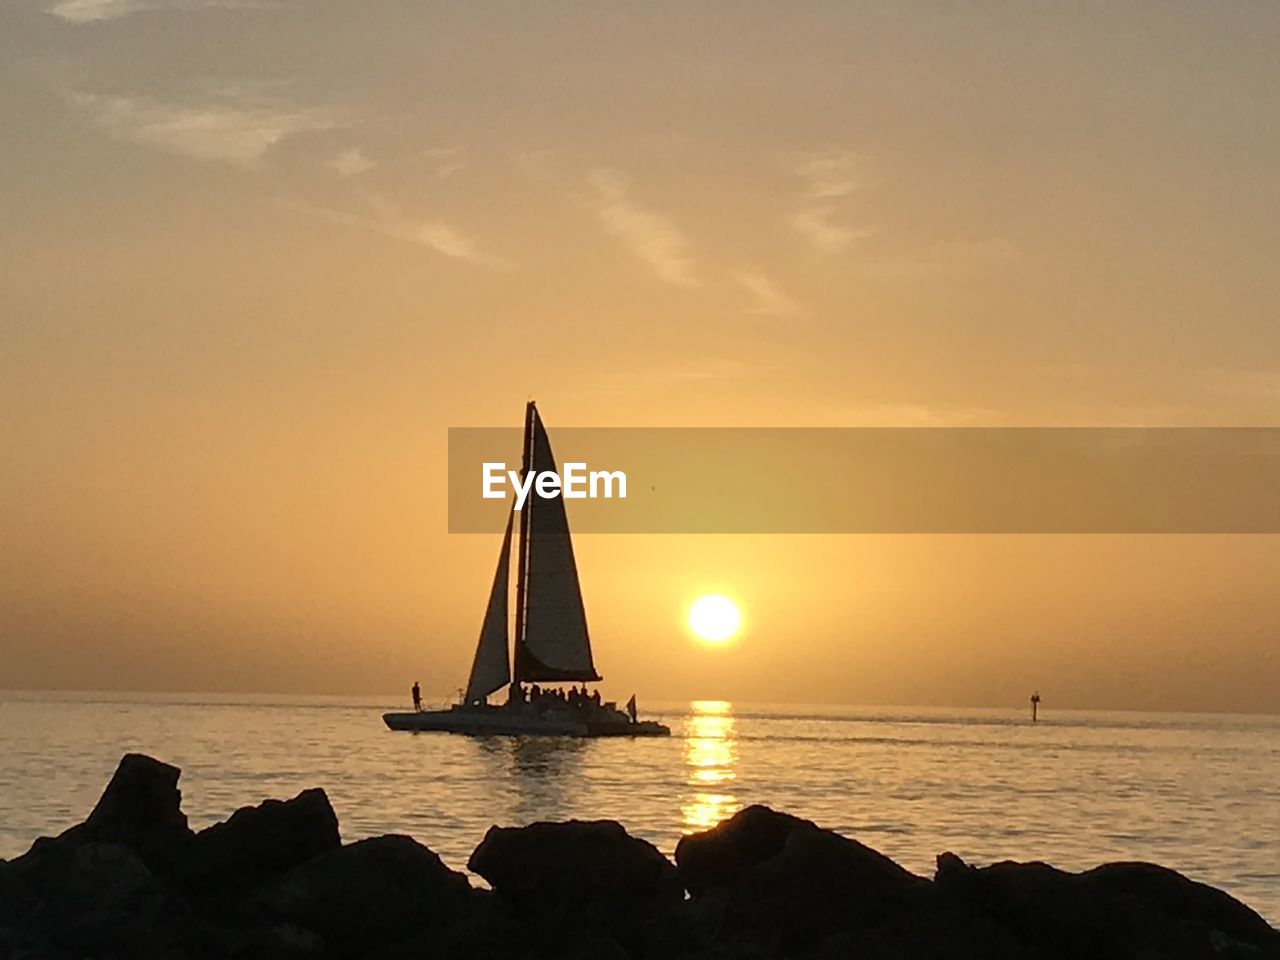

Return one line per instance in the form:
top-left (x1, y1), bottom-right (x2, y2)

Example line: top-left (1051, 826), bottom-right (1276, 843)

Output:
top-left (48, 0), bottom-right (268, 24)
top-left (422, 147), bottom-right (465, 179)
top-left (586, 357), bottom-right (753, 398)
top-left (71, 90), bottom-right (336, 167)
top-left (329, 147), bottom-right (375, 178)
top-left (588, 169), bottom-right (698, 287)
top-left (790, 151), bottom-right (871, 254)
top-left (731, 270), bottom-right (803, 317)
top-left (362, 194), bottom-right (504, 266)
top-left (280, 197), bottom-right (506, 269)
top-left (791, 207), bottom-right (872, 255)
top-left (404, 220), bottom-right (496, 265)
top-left (796, 152), bottom-right (860, 199)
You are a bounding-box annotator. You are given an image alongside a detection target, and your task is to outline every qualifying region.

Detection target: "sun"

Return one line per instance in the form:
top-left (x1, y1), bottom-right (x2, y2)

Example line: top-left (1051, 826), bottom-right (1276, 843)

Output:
top-left (687, 594), bottom-right (741, 645)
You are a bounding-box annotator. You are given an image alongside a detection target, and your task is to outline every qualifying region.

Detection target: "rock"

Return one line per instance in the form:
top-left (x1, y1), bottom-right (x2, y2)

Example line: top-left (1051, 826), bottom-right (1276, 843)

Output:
top-left (79, 753), bottom-right (189, 838)
top-left (0, 839), bottom-right (203, 960)
top-left (676, 806), bottom-right (931, 954)
top-left (60, 753), bottom-right (193, 878)
top-left (185, 788), bottom-right (341, 899)
top-left (934, 853), bottom-right (1280, 960)
top-left (1084, 861), bottom-right (1280, 951)
top-left (228, 920), bottom-right (327, 960)
top-left (353, 890), bottom-right (530, 960)
top-left (675, 805), bottom-right (814, 897)
top-left (253, 834), bottom-right (472, 957)
top-left (362, 916), bottom-right (627, 960)
top-left (468, 819), bottom-right (682, 956)
top-left (812, 905), bottom-right (1032, 960)
top-left (4, 754), bottom-right (1277, 960)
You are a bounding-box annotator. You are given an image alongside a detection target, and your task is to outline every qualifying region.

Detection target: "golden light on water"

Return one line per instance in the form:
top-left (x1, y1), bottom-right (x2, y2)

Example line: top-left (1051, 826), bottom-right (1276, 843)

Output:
top-left (681, 699), bottom-right (740, 832)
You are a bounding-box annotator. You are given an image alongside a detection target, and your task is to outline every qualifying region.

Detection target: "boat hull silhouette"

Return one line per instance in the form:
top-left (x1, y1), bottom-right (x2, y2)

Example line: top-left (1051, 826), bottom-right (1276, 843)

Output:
top-left (382, 704), bottom-right (670, 737)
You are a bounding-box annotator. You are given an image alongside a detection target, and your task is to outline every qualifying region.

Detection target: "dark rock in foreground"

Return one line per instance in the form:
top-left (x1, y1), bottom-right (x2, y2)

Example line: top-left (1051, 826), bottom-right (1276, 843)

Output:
top-left (934, 851), bottom-right (1279, 960)
top-left (470, 819), bottom-right (681, 955)
top-left (60, 752), bottom-right (194, 878)
top-left (185, 787), bottom-right (341, 899)
top-left (675, 805), bottom-right (932, 955)
top-left (0, 753), bottom-right (1276, 960)
top-left (254, 834), bottom-right (472, 954)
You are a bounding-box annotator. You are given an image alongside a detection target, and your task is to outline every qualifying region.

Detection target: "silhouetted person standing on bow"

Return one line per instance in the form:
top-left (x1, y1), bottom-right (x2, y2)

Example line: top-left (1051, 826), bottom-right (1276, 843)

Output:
top-left (412, 681), bottom-right (422, 712)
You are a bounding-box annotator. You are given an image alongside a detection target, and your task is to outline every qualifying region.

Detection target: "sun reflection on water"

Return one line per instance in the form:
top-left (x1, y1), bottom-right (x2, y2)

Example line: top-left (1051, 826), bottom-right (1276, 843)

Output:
top-left (681, 699), bottom-right (740, 832)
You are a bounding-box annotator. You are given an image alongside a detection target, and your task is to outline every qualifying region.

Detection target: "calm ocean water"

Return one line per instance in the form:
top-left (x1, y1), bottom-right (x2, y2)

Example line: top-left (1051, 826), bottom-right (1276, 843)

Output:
top-left (1, 692), bottom-right (1276, 923)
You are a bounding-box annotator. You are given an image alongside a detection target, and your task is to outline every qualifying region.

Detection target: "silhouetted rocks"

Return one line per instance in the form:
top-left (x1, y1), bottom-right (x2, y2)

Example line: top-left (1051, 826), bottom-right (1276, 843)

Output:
top-left (253, 835), bottom-right (471, 955)
top-left (0, 837), bottom-right (208, 959)
top-left (675, 805), bottom-right (814, 895)
top-left (469, 820), bottom-right (681, 955)
top-left (675, 805), bottom-right (933, 955)
top-left (0, 753), bottom-right (1277, 960)
top-left (933, 852), bottom-right (1280, 960)
top-left (186, 788), bottom-right (340, 899)
top-left (60, 752), bottom-right (193, 877)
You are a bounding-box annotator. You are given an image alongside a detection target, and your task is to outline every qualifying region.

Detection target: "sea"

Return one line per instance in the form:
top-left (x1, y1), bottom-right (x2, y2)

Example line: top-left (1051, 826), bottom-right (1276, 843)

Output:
top-left (1, 692), bottom-right (1276, 924)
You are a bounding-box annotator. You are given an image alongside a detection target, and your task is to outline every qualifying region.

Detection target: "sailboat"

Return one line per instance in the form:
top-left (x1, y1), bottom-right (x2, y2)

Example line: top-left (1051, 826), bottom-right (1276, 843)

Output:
top-left (383, 402), bottom-right (671, 737)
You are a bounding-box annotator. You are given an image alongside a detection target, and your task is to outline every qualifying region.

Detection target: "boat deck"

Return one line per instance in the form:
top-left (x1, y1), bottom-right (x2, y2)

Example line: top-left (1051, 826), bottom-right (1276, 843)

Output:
top-left (383, 704), bottom-right (670, 737)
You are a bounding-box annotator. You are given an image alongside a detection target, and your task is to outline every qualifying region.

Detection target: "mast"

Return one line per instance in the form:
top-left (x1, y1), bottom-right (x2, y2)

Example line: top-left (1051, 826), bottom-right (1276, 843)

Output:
top-left (512, 400), bottom-right (535, 686)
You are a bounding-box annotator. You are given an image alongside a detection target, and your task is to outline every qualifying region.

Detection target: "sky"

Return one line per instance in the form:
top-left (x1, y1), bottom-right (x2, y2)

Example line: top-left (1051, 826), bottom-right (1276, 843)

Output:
top-left (2, 1), bottom-right (1279, 711)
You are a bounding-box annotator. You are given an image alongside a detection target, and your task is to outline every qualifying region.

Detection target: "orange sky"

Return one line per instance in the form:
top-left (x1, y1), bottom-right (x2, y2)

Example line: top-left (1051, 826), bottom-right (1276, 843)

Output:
top-left (2, 2), bottom-right (1279, 711)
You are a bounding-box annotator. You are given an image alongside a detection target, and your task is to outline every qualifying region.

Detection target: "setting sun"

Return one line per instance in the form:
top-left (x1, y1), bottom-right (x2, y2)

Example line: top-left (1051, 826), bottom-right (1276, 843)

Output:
top-left (687, 595), bottom-right (741, 645)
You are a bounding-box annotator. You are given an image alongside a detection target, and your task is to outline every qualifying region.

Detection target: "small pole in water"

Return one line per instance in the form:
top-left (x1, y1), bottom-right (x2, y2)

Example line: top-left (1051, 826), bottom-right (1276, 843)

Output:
top-left (1030, 690), bottom-right (1041, 722)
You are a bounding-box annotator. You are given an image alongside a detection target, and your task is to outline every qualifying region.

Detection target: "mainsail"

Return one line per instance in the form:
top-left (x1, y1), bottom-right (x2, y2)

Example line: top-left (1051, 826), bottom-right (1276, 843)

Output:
top-left (514, 403), bottom-right (602, 683)
top-left (463, 509), bottom-right (514, 703)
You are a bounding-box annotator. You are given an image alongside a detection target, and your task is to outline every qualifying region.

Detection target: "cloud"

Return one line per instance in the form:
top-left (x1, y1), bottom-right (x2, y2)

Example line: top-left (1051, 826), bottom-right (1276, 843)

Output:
top-left (71, 91), bottom-right (336, 166)
top-left (731, 271), bottom-right (802, 317)
top-left (329, 147), bottom-right (375, 178)
top-left (790, 151), bottom-right (872, 254)
top-left (279, 197), bottom-right (506, 269)
top-left (588, 169), bottom-right (698, 287)
top-left (586, 357), bottom-right (753, 397)
top-left (791, 207), bottom-right (872, 255)
top-left (421, 147), bottom-right (465, 179)
top-left (48, 0), bottom-right (268, 24)
top-left (403, 221), bottom-right (496, 264)
top-left (795, 152), bottom-right (860, 199)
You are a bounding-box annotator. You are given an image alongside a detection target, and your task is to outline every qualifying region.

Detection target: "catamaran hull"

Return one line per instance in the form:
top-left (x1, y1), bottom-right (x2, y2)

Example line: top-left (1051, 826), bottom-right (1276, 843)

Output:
top-left (382, 708), bottom-right (670, 738)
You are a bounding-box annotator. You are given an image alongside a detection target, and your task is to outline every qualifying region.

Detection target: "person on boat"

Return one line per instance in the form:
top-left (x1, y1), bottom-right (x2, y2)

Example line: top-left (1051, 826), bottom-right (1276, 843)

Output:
top-left (412, 681), bottom-right (422, 712)
top-left (591, 689), bottom-right (602, 707)
top-left (626, 694), bottom-right (638, 724)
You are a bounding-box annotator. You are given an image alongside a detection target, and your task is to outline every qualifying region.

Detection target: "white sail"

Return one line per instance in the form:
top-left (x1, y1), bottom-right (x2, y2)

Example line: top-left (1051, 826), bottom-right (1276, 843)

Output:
top-left (464, 509), bottom-right (513, 703)
top-left (515, 404), bottom-right (601, 682)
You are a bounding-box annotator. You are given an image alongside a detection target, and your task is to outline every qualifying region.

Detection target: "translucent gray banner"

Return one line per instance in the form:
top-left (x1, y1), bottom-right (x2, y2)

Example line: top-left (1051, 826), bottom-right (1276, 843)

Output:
top-left (447, 428), bottom-right (1280, 533)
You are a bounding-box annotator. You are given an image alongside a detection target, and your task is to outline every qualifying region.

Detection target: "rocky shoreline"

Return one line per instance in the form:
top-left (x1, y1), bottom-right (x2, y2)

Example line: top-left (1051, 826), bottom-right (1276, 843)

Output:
top-left (1, 753), bottom-right (1275, 959)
